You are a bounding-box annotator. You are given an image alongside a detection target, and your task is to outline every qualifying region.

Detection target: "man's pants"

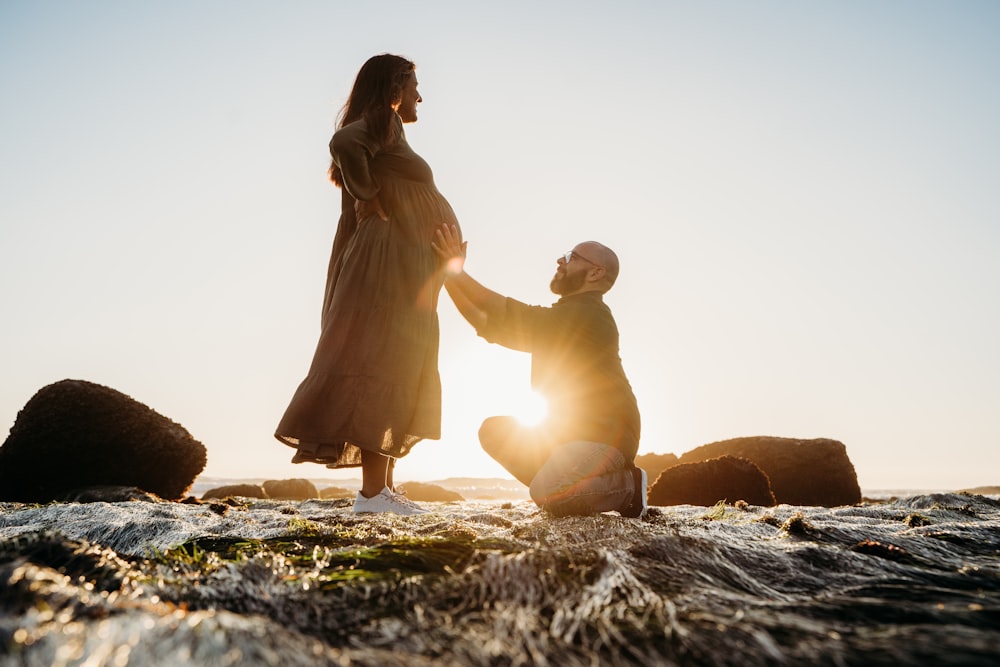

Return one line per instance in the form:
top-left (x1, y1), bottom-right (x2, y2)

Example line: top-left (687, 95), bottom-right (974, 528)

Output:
top-left (479, 416), bottom-right (635, 516)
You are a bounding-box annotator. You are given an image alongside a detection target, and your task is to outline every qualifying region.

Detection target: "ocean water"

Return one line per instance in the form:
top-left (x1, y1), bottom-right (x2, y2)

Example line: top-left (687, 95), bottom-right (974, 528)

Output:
top-left (1, 492), bottom-right (998, 665)
top-left (188, 475), bottom-right (966, 503)
top-left (189, 475), bottom-right (533, 500)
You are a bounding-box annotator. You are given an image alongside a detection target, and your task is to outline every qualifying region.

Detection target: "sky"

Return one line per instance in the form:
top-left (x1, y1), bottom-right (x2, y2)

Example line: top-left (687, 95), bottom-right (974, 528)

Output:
top-left (2, 1), bottom-right (998, 491)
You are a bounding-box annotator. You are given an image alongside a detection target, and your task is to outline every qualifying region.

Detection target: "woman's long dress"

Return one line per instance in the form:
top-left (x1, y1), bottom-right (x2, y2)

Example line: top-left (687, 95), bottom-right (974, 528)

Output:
top-left (275, 115), bottom-right (459, 468)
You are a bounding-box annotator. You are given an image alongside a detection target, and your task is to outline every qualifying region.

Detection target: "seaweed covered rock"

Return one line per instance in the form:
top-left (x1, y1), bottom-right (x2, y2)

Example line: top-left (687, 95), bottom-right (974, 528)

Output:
top-left (263, 478), bottom-right (319, 500)
top-left (679, 436), bottom-right (861, 506)
top-left (59, 485), bottom-right (166, 503)
top-left (0, 530), bottom-right (138, 596)
top-left (201, 483), bottom-right (268, 500)
top-left (0, 493), bottom-right (999, 665)
top-left (649, 455), bottom-right (776, 507)
top-left (0, 379), bottom-right (207, 503)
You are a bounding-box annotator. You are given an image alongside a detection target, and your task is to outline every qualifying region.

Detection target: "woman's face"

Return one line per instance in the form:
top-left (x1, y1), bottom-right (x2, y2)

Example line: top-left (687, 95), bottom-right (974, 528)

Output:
top-left (395, 74), bottom-right (422, 123)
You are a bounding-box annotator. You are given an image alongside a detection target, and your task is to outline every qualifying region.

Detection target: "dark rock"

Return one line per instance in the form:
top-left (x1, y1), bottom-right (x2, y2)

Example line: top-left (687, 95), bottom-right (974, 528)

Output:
top-left (262, 478), bottom-right (319, 500)
top-left (677, 436), bottom-right (861, 506)
top-left (0, 379), bottom-right (207, 503)
top-left (396, 481), bottom-right (464, 502)
top-left (201, 483), bottom-right (267, 500)
top-left (648, 455), bottom-right (776, 507)
top-left (634, 452), bottom-right (679, 485)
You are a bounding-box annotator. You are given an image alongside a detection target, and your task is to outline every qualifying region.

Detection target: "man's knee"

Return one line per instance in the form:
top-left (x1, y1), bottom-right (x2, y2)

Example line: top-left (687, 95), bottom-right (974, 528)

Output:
top-left (478, 416), bottom-right (514, 457)
top-left (528, 475), bottom-right (552, 506)
top-left (528, 457), bottom-right (568, 508)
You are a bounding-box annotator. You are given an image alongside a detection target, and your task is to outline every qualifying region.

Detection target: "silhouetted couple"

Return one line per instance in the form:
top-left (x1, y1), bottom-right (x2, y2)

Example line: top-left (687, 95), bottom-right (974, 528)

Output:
top-left (275, 54), bottom-right (646, 518)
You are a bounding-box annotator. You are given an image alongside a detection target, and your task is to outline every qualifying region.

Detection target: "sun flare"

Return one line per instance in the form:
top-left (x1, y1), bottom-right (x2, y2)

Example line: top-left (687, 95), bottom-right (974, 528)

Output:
top-left (512, 390), bottom-right (548, 426)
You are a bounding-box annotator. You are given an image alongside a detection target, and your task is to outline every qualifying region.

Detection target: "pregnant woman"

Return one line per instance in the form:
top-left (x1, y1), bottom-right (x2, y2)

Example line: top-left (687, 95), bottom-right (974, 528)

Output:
top-left (276, 53), bottom-right (460, 515)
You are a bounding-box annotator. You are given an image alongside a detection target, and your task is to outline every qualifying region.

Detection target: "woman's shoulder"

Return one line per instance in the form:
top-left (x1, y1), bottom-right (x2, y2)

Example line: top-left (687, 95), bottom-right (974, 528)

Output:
top-left (330, 115), bottom-right (403, 153)
top-left (330, 118), bottom-right (371, 146)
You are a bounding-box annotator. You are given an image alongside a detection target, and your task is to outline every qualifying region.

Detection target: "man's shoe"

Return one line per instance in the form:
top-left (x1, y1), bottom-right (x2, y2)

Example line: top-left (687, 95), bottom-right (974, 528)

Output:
top-left (619, 467), bottom-right (648, 518)
top-left (353, 487), bottom-right (429, 515)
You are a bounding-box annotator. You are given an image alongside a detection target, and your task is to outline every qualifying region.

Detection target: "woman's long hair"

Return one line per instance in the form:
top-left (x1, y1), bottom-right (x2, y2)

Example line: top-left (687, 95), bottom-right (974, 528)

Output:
top-left (329, 53), bottom-right (415, 186)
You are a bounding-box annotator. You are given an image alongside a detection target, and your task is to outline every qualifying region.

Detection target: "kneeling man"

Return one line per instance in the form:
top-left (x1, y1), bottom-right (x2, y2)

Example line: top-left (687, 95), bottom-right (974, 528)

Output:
top-left (433, 224), bottom-right (646, 517)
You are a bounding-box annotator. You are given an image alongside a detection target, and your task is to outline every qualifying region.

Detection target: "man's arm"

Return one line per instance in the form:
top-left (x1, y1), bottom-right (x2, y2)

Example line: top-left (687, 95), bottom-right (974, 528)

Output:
top-left (432, 224), bottom-right (506, 332)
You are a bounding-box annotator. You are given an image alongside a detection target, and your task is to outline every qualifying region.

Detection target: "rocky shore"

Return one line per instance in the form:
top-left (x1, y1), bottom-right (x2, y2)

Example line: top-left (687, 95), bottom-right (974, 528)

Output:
top-left (2, 380), bottom-right (997, 664)
top-left (2, 492), bottom-right (998, 666)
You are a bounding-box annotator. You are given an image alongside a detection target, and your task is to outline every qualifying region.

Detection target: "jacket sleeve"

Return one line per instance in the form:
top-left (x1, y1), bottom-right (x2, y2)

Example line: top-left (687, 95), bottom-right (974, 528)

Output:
top-left (479, 297), bottom-right (552, 353)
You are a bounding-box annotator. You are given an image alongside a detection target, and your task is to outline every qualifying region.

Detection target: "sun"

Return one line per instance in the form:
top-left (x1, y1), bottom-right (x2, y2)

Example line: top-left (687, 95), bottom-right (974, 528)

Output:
top-left (511, 390), bottom-right (548, 426)
top-left (469, 355), bottom-right (548, 426)
top-left (440, 341), bottom-right (549, 431)
top-left (425, 326), bottom-right (555, 480)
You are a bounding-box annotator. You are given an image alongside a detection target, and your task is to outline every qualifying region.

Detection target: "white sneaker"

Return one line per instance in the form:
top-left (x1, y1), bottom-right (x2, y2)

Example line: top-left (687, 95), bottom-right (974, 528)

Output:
top-left (391, 488), bottom-right (430, 514)
top-left (352, 487), bottom-right (429, 515)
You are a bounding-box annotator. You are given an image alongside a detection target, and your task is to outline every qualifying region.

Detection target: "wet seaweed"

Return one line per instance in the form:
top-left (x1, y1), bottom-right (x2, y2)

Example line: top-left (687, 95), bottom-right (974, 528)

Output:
top-left (0, 495), bottom-right (998, 665)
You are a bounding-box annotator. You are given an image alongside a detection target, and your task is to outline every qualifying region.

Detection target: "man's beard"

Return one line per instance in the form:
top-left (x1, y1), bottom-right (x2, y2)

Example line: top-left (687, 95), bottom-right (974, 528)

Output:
top-left (550, 269), bottom-right (585, 296)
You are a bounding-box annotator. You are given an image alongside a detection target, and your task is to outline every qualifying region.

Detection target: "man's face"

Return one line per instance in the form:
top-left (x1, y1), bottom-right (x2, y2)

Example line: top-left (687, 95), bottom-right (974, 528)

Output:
top-left (549, 248), bottom-right (593, 296)
top-left (396, 74), bottom-right (421, 123)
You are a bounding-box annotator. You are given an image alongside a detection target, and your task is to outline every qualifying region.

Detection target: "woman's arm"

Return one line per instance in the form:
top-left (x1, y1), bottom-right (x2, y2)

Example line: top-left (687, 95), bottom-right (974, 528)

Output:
top-left (330, 123), bottom-right (389, 221)
top-left (432, 224), bottom-right (506, 332)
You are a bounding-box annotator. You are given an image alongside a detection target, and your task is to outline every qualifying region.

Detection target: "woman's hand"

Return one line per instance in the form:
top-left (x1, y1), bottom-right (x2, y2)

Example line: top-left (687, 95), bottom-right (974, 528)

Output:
top-left (432, 223), bottom-right (467, 274)
top-left (356, 196), bottom-right (389, 222)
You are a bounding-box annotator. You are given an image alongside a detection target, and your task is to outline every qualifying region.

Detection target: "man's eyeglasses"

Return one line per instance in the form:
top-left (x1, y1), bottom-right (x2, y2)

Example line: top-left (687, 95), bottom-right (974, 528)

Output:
top-left (562, 250), bottom-right (599, 267)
